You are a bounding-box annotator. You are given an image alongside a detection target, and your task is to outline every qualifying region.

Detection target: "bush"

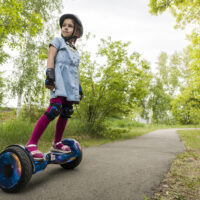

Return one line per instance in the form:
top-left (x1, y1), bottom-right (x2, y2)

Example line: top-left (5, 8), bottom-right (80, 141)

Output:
top-left (106, 117), bottom-right (145, 128)
top-left (19, 104), bottom-right (46, 122)
top-left (0, 107), bottom-right (16, 121)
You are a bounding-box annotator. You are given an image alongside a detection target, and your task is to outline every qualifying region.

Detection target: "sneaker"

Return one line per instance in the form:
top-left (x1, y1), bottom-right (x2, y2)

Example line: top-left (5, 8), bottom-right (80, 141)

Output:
top-left (25, 144), bottom-right (44, 161)
top-left (51, 141), bottom-right (71, 154)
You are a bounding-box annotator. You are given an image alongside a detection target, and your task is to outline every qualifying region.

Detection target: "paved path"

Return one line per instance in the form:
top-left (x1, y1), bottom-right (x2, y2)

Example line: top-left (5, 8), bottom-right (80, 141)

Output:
top-left (1, 129), bottom-right (198, 200)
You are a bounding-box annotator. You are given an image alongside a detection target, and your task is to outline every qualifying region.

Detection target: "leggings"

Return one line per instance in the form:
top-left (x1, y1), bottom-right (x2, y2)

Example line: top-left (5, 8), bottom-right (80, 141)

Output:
top-left (27, 96), bottom-right (73, 146)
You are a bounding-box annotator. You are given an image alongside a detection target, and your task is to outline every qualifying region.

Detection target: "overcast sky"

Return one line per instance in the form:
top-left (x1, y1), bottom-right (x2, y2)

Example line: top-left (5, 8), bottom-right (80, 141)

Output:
top-left (63, 0), bottom-right (192, 66)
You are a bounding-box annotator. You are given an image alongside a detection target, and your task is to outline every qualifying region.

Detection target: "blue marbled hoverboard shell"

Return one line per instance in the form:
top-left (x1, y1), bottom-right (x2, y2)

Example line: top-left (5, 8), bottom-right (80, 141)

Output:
top-left (0, 139), bottom-right (82, 192)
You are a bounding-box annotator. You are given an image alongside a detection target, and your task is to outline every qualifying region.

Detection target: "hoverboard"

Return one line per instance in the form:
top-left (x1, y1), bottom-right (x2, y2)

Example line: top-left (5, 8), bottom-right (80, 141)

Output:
top-left (0, 139), bottom-right (82, 193)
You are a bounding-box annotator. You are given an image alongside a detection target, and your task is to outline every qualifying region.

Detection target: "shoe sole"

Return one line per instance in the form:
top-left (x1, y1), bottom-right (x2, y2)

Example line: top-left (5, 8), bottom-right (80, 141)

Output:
top-left (50, 147), bottom-right (71, 154)
top-left (32, 157), bottom-right (45, 161)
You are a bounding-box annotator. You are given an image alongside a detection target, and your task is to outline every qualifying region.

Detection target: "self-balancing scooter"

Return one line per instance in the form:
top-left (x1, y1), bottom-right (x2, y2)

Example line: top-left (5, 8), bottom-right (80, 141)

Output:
top-left (0, 139), bottom-right (82, 193)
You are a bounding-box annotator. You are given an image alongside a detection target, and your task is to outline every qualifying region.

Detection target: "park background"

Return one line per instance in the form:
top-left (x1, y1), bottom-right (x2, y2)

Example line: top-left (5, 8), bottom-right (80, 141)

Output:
top-left (0, 1), bottom-right (200, 199)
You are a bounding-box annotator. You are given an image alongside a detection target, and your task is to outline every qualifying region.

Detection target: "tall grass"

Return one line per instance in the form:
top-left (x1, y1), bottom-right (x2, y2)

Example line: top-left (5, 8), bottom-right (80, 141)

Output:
top-left (0, 118), bottom-right (92, 152)
top-left (0, 117), bottom-right (158, 152)
top-left (1, 117), bottom-right (199, 153)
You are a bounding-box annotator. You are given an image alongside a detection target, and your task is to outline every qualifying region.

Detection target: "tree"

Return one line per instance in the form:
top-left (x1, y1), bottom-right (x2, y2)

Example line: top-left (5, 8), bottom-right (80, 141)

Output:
top-left (148, 0), bottom-right (200, 90)
top-left (8, 36), bottom-right (49, 116)
top-left (187, 28), bottom-right (200, 86)
top-left (156, 52), bottom-right (169, 87)
top-left (149, 0), bottom-right (200, 28)
top-left (4, 0), bottom-right (62, 116)
top-left (0, 0), bottom-right (42, 63)
top-left (148, 50), bottom-right (192, 124)
top-left (0, 0), bottom-right (62, 66)
top-left (78, 36), bottom-right (152, 132)
top-left (171, 84), bottom-right (200, 124)
top-left (148, 78), bottom-right (172, 124)
top-left (0, 0), bottom-right (62, 43)
top-left (0, 71), bottom-right (5, 105)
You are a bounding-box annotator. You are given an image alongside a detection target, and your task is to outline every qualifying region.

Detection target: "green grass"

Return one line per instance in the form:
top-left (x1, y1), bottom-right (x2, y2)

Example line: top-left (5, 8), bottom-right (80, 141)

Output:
top-left (178, 130), bottom-right (200, 150)
top-left (0, 117), bottom-right (199, 154)
top-left (0, 117), bottom-right (158, 152)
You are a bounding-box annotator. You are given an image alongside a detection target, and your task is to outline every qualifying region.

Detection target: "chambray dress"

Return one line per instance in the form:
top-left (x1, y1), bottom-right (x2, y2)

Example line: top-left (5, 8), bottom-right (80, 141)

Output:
top-left (49, 37), bottom-right (80, 103)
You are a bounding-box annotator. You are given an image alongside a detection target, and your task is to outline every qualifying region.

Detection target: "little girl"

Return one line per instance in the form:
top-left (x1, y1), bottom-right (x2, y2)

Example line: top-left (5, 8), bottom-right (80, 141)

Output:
top-left (26, 14), bottom-right (83, 161)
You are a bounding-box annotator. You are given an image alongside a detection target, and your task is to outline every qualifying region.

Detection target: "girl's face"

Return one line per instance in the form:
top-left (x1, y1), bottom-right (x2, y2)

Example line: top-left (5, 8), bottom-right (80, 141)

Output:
top-left (61, 18), bottom-right (75, 38)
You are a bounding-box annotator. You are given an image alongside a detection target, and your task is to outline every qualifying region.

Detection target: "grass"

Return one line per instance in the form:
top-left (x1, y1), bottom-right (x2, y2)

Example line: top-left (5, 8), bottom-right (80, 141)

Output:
top-left (0, 117), bottom-right (159, 152)
top-left (0, 117), bottom-right (199, 153)
top-left (151, 129), bottom-right (200, 200)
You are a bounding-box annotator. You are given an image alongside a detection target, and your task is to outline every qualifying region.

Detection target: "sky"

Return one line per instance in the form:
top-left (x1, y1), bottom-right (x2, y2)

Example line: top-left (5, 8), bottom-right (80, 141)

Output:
top-left (4, 0), bottom-right (193, 107)
top-left (62, 0), bottom-right (192, 66)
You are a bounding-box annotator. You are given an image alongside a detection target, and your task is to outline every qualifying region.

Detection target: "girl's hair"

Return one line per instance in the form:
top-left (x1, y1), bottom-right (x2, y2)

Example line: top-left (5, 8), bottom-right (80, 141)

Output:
top-left (74, 23), bottom-right (82, 38)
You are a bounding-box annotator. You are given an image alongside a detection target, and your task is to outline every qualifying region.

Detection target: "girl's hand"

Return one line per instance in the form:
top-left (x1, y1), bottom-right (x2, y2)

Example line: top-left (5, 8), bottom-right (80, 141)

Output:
top-left (79, 94), bottom-right (83, 100)
top-left (45, 68), bottom-right (56, 91)
top-left (45, 83), bottom-right (56, 91)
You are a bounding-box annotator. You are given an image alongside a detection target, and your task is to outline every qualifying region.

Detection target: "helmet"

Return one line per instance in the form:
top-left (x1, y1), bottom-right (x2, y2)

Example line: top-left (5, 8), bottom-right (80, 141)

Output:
top-left (59, 14), bottom-right (83, 38)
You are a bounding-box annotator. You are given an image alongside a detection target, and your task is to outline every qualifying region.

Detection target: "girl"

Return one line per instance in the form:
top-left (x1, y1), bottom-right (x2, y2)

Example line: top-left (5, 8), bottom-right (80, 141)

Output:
top-left (25, 14), bottom-right (83, 161)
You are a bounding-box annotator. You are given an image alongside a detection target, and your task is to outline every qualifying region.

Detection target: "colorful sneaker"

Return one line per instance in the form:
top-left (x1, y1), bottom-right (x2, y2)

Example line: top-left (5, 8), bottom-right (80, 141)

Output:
top-left (51, 141), bottom-right (71, 154)
top-left (25, 144), bottom-right (44, 161)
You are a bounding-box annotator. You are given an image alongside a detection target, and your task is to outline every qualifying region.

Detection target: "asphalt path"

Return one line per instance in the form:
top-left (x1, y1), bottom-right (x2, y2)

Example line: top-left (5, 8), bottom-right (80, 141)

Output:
top-left (1, 128), bottom-right (198, 200)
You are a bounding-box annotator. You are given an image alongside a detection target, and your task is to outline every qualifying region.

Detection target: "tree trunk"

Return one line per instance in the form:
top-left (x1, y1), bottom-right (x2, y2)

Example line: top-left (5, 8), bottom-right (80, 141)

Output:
top-left (16, 93), bottom-right (22, 117)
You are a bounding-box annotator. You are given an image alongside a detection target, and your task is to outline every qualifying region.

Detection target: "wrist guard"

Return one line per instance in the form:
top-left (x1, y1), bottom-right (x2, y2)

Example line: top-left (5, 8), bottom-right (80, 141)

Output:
top-left (45, 68), bottom-right (55, 86)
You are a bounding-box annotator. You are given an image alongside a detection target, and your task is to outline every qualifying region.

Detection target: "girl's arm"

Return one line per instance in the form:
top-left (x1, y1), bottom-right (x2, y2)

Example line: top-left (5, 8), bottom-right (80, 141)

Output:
top-left (45, 46), bottom-right (57, 90)
top-left (47, 46), bottom-right (57, 69)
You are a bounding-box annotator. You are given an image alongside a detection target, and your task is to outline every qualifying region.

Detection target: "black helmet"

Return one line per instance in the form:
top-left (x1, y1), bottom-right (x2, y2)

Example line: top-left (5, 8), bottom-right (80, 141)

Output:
top-left (59, 14), bottom-right (83, 38)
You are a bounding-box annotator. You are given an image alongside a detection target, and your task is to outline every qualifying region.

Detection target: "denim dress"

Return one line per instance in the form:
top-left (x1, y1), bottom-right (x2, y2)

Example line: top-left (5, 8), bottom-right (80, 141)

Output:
top-left (49, 37), bottom-right (80, 103)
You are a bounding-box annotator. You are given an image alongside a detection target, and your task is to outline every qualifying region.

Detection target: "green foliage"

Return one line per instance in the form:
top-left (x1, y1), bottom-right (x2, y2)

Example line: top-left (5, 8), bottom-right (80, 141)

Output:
top-left (106, 117), bottom-right (145, 128)
top-left (19, 104), bottom-right (46, 122)
top-left (3, 0), bottom-right (62, 115)
top-left (78, 36), bottom-right (152, 134)
top-left (0, 0), bottom-right (62, 44)
top-left (148, 50), bottom-right (191, 124)
top-left (156, 50), bottom-right (191, 96)
top-left (0, 71), bottom-right (5, 105)
top-left (187, 27), bottom-right (200, 87)
top-left (7, 36), bottom-right (50, 109)
top-left (171, 85), bottom-right (200, 124)
top-left (148, 0), bottom-right (200, 29)
top-left (0, 0), bottom-right (44, 66)
top-left (0, 107), bottom-right (16, 121)
top-left (148, 0), bottom-right (200, 113)
top-left (148, 78), bottom-right (172, 124)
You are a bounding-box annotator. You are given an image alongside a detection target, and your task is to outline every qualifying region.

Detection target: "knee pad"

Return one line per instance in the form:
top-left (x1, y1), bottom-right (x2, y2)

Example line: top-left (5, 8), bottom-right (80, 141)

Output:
top-left (45, 103), bottom-right (62, 121)
top-left (60, 104), bottom-right (74, 119)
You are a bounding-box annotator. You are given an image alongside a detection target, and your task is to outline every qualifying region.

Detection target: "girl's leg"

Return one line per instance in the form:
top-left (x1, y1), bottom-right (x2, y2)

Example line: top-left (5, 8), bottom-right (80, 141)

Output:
top-left (54, 116), bottom-right (68, 144)
top-left (26, 114), bottom-right (50, 146)
top-left (52, 99), bottom-right (73, 153)
top-left (26, 97), bottom-right (63, 158)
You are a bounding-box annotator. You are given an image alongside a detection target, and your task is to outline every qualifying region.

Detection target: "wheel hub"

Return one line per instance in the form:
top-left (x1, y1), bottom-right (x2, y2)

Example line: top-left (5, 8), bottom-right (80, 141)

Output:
top-left (3, 164), bottom-right (14, 178)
